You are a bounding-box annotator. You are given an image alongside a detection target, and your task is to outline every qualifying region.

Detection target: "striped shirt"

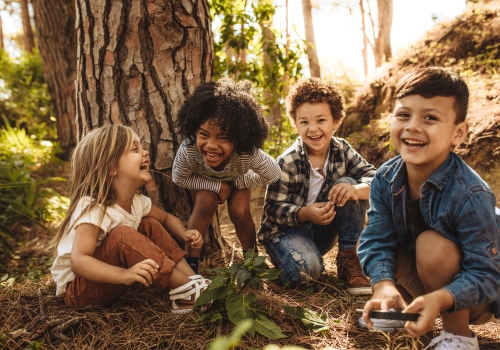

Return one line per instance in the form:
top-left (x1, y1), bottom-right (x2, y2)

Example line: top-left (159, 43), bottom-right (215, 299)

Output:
top-left (172, 140), bottom-right (281, 192)
top-left (258, 136), bottom-right (377, 243)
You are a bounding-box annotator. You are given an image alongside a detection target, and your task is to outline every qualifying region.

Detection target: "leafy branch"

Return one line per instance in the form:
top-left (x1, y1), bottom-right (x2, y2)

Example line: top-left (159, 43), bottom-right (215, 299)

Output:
top-left (193, 249), bottom-right (285, 340)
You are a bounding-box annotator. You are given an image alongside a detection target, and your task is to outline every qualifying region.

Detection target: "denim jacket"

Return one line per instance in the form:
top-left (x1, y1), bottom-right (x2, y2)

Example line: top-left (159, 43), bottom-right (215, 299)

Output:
top-left (358, 153), bottom-right (500, 317)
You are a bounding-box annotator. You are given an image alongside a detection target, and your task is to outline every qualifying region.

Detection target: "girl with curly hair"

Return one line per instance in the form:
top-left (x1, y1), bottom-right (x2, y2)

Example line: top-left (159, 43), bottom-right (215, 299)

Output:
top-left (173, 78), bottom-right (280, 273)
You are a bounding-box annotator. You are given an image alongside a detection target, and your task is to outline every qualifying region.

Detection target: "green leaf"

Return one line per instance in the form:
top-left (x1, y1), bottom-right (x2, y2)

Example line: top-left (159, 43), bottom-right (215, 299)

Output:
top-left (248, 275), bottom-right (260, 290)
top-left (210, 274), bottom-right (229, 289)
top-left (235, 267), bottom-right (252, 289)
top-left (283, 306), bottom-right (329, 332)
top-left (226, 263), bottom-right (242, 275)
top-left (193, 283), bottom-right (232, 308)
top-left (254, 314), bottom-right (286, 340)
top-left (260, 267), bottom-right (281, 281)
top-left (207, 319), bottom-right (254, 350)
top-left (226, 291), bottom-right (257, 324)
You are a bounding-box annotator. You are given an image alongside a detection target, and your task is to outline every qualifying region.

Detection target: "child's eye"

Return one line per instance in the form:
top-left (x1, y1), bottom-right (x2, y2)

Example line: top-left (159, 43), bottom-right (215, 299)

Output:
top-left (396, 113), bottom-right (410, 118)
top-left (424, 115), bottom-right (438, 121)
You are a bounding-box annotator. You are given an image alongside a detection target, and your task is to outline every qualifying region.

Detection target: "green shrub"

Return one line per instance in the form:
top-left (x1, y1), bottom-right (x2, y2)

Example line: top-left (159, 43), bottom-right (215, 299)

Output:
top-left (0, 118), bottom-right (68, 252)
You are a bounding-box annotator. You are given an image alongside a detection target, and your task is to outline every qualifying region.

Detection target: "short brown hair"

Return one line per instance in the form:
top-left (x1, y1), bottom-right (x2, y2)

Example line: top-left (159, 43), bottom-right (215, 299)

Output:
top-left (395, 67), bottom-right (469, 123)
top-left (286, 77), bottom-right (345, 125)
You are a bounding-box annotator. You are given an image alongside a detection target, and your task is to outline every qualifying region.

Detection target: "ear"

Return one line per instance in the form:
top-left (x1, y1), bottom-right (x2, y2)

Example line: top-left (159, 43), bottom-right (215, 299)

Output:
top-left (108, 167), bottom-right (117, 177)
top-left (452, 122), bottom-right (470, 146)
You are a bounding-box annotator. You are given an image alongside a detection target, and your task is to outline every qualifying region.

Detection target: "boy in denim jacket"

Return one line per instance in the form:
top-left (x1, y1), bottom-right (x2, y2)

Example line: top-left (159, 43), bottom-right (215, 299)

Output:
top-left (358, 67), bottom-right (500, 349)
top-left (259, 77), bottom-right (377, 294)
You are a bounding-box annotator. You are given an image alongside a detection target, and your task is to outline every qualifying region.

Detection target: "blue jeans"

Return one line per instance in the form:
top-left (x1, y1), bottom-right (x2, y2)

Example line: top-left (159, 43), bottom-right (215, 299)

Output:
top-left (264, 177), bottom-right (367, 286)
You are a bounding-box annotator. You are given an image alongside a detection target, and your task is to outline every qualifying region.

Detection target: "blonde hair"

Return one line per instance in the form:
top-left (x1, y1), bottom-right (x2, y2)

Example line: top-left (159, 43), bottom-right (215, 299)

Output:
top-left (48, 125), bottom-right (136, 253)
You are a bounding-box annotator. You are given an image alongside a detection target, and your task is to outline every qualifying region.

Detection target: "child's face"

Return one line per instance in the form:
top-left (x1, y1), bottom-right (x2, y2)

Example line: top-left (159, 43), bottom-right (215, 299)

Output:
top-left (195, 119), bottom-right (234, 170)
top-left (112, 134), bottom-right (151, 187)
top-left (295, 102), bottom-right (341, 156)
top-left (391, 94), bottom-right (469, 172)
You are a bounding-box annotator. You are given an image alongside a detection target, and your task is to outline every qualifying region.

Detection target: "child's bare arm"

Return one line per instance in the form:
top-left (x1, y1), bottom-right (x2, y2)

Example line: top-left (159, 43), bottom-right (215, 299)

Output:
top-left (71, 224), bottom-right (159, 286)
top-left (146, 205), bottom-right (203, 249)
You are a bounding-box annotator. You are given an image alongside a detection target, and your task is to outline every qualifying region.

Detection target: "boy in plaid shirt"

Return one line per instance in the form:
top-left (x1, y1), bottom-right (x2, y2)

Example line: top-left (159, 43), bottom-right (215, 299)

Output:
top-left (258, 77), bottom-right (376, 294)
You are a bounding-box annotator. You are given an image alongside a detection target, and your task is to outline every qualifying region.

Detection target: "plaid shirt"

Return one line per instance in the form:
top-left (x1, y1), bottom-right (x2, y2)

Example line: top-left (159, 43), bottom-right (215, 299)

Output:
top-left (258, 136), bottom-right (377, 243)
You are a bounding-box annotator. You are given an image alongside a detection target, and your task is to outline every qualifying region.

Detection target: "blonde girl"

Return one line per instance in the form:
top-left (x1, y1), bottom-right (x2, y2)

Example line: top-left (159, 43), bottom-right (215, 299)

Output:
top-left (50, 125), bottom-right (209, 313)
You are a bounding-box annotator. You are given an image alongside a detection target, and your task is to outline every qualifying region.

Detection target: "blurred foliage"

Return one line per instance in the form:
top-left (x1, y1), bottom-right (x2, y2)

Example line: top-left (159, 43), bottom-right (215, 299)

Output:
top-left (209, 0), bottom-right (304, 157)
top-left (0, 49), bottom-right (56, 141)
top-left (0, 117), bottom-right (68, 253)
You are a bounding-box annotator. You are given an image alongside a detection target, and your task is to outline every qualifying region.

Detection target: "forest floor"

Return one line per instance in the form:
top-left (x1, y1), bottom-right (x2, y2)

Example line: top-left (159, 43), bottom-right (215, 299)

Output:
top-left (1, 182), bottom-right (500, 349)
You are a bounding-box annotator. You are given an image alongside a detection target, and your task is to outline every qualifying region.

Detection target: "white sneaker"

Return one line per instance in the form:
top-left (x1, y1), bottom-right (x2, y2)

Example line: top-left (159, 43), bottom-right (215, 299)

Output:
top-left (424, 331), bottom-right (479, 350)
top-left (357, 309), bottom-right (405, 332)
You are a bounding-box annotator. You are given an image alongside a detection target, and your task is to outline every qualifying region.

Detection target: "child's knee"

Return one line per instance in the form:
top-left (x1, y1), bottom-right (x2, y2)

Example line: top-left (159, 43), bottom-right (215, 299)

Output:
top-left (194, 191), bottom-right (219, 212)
top-left (279, 250), bottom-right (322, 286)
top-left (228, 203), bottom-right (252, 223)
top-left (415, 230), bottom-right (462, 269)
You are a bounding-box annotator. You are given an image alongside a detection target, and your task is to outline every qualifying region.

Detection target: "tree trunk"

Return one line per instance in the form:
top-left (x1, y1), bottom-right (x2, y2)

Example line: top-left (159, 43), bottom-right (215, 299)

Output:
top-left (19, 0), bottom-right (35, 52)
top-left (301, 0), bottom-right (320, 77)
top-left (75, 0), bottom-right (218, 245)
top-left (262, 23), bottom-right (282, 127)
top-left (0, 14), bottom-right (4, 49)
top-left (359, 0), bottom-right (369, 76)
top-left (32, 0), bottom-right (78, 158)
top-left (373, 0), bottom-right (392, 67)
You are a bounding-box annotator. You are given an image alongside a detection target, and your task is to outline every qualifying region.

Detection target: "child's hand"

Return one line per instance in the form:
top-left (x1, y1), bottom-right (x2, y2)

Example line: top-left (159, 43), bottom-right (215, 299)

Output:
top-left (329, 183), bottom-right (359, 206)
top-left (121, 259), bottom-right (159, 287)
top-left (403, 293), bottom-right (444, 338)
top-left (299, 201), bottom-right (336, 225)
top-left (183, 229), bottom-right (203, 249)
top-left (362, 281), bottom-right (407, 329)
top-left (218, 181), bottom-right (232, 204)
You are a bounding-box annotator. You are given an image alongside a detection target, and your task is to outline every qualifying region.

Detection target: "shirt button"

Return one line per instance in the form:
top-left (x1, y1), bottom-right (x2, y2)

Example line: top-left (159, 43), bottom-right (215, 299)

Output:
top-left (492, 247), bottom-right (498, 254)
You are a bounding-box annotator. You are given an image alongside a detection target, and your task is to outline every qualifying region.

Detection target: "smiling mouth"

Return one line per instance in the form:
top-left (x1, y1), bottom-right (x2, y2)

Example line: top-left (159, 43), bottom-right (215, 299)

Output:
top-left (204, 151), bottom-right (222, 161)
top-left (403, 139), bottom-right (427, 147)
top-left (140, 162), bottom-right (149, 171)
top-left (309, 135), bottom-right (323, 140)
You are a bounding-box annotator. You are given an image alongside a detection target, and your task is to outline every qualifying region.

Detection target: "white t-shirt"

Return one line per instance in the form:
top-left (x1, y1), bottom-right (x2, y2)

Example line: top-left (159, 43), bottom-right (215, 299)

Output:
top-left (306, 156), bottom-right (329, 206)
top-left (51, 194), bottom-right (152, 296)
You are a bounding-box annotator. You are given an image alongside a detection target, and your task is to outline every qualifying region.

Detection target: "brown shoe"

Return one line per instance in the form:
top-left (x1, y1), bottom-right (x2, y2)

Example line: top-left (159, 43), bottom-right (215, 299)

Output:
top-left (336, 250), bottom-right (373, 295)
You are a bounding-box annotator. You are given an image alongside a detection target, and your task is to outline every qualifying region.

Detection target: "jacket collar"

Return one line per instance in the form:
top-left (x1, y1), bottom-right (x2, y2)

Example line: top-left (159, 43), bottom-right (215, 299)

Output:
top-left (383, 153), bottom-right (456, 195)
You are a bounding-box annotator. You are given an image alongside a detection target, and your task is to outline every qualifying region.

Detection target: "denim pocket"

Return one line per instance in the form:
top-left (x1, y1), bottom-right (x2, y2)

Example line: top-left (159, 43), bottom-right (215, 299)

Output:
top-left (486, 242), bottom-right (498, 258)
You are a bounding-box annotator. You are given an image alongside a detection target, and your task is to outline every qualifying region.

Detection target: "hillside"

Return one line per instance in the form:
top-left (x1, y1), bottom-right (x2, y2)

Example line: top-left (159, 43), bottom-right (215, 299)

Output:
top-left (339, 0), bottom-right (500, 202)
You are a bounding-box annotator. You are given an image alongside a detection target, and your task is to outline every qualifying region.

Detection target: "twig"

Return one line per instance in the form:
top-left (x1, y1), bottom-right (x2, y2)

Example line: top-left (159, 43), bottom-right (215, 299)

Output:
top-left (37, 288), bottom-right (45, 316)
top-left (51, 316), bottom-right (86, 340)
top-left (229, 243), bottom-right (235, 266)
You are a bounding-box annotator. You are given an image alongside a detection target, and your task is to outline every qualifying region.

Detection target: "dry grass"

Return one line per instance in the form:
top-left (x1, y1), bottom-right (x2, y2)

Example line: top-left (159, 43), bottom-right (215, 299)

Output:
top-left (1, 238), bottom-right (499, 349)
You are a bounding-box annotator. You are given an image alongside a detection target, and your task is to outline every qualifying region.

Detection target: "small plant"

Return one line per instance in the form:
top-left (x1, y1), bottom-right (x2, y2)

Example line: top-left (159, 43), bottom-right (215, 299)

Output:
top-left (193, 249), bottom-right (285, 340)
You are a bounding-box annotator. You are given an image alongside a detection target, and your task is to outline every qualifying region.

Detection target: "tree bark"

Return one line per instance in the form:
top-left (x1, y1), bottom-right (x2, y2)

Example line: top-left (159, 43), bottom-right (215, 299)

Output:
top-left (373, 0), bottom-right (392, 67)
top-left (19, 0), bottom-right (35, 52)
top-left (0, 14), bottom-right (4, 49)
top-left (262, 23), bottom-right (282, 127)
top-left (359, 0), bottom-right (369, 76)
top-left (32, 0), bottom-right (78, 158)
top-left (75, 0), bottom-right (215, 232)
top-left (301, 0), bottom-right (320, 77)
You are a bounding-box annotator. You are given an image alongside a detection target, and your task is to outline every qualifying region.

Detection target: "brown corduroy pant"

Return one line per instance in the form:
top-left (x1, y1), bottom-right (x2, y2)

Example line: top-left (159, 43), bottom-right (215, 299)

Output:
top-left (64, 217), bottom-right (186, 307)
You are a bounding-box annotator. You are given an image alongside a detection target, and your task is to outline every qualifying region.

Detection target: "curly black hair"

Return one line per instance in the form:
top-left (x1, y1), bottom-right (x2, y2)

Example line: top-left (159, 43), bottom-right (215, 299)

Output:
top-left (286, 77), bottom-right (346, 124)
top-left (176, 78), bottom-right (269, 154)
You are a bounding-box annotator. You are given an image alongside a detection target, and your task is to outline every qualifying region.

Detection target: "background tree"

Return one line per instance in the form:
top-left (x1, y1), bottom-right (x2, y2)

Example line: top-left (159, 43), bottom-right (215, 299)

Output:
top-left (302, 0), bottom-right (320, 77)
top-left (75, 0), bottom-right (215, 240)
top-left (32, 0), bottom-right (77, 159)
top-left (373, 0), bottom-right (392, 66)
top-left (0, 14), bottom-right (4, 49)
top-left (19, 0), bottom-right (34, 52)
top-left (210, 0), bottom-right (304, 157)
